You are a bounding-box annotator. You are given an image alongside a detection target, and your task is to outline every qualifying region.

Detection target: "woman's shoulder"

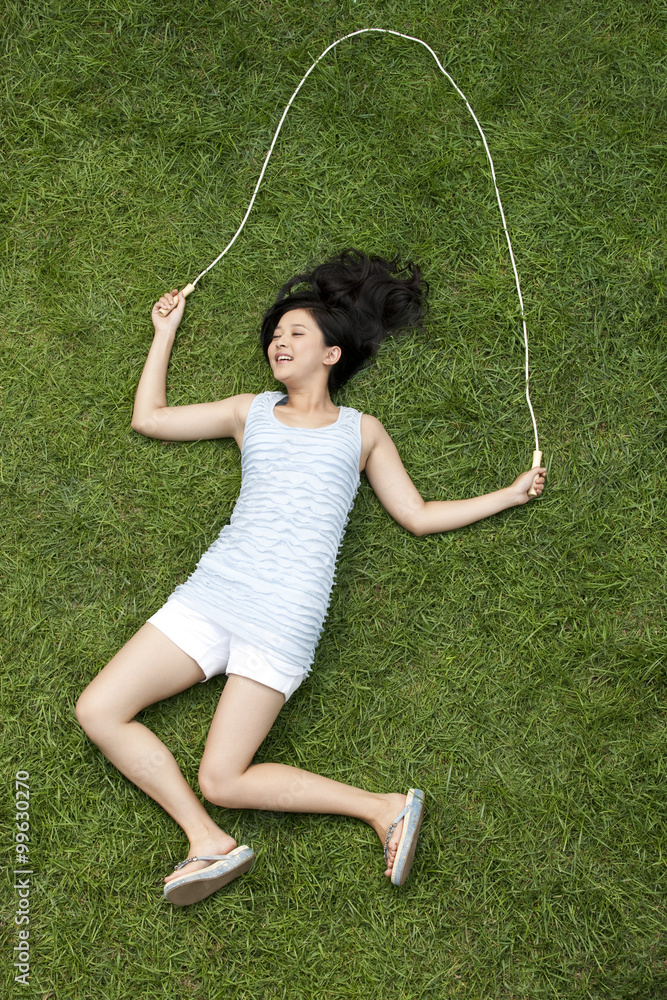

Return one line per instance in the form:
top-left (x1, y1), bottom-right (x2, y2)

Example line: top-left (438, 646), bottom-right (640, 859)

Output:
top-left (359, 411), bottom-right (385, 435)
top-left (230, 392), bottom-right (259, 419)
top-left (252, 390), bottom-right (285, 403)
top-left (240, 390), bottom-right (286, 427)
top-left (357, 412), bottom-right (388, 470)
top-left (239, 390), bottom-right (282, 411)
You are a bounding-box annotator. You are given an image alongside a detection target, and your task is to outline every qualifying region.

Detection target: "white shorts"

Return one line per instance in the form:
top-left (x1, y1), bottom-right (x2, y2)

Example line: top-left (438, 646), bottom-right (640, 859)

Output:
top-left (147, 597), bottom-right (307, 701)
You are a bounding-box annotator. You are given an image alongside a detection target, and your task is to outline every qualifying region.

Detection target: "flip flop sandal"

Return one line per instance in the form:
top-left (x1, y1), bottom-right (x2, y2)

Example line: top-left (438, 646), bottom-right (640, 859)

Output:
top-left (164, 845), bottom-right (255, 905)
top-left (384, 788), bottom-right (425, 886)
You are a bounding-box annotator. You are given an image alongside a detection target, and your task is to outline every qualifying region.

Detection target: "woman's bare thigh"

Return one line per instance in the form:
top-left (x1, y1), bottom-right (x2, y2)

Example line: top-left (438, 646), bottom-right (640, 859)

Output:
top-left (77, 623), bottom-right (206, 727)
top-left (200, 674), bottom-right (285, 778)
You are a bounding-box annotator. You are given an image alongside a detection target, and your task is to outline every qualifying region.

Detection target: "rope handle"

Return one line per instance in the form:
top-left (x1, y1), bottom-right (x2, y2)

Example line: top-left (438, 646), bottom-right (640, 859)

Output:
top-left (157, 283), bottom-right (196, 317)
top-left (528, 450), bottom-right (543, 497)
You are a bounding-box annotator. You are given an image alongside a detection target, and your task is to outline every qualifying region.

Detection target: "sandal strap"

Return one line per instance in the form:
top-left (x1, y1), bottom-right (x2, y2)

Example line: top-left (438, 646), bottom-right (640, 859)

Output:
top-left (383, 804), bottom-right (410, 861)
top-left (172, 854), bottom-right (230, 872)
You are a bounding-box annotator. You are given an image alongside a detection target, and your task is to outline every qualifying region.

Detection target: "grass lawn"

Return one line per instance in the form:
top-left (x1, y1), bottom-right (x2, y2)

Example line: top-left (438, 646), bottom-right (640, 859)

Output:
top-left (1, 1), bottom-right (665, 997)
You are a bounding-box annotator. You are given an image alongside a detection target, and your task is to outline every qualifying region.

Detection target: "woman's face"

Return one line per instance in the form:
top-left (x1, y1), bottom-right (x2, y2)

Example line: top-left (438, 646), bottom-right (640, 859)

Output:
top-left (268, 308), bottom-right (340, 386)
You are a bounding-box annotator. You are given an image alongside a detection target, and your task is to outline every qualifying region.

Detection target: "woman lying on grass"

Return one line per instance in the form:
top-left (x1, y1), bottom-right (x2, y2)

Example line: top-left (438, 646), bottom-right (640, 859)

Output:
top-left (76, 249), bottom-right (545, 905)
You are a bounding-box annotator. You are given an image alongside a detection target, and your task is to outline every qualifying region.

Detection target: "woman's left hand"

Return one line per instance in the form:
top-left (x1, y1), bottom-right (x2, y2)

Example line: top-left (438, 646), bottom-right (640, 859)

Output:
top-left (511, 466), bottom-right (547, 504)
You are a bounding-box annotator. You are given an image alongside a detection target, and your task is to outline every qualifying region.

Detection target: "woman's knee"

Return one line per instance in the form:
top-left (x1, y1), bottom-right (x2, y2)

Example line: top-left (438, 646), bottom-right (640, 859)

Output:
top-left (75, 687), bottom-right (104, 738)
top-left (75, 684), bottom-right (124, 741)
top-left (198, 763), bottom-right (242, 808)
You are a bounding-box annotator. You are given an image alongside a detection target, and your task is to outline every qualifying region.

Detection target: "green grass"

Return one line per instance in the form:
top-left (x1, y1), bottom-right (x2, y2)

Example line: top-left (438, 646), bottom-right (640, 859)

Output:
top-left (1, 1), bottom-right (665, 997)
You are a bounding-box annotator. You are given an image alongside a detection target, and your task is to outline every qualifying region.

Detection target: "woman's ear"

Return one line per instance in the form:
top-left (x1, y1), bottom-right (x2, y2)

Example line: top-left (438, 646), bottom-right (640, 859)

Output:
top-left (323, 345), bottom-right (342, 367)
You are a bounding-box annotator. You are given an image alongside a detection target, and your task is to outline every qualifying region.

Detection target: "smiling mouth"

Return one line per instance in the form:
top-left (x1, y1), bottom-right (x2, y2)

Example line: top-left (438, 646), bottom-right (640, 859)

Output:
top-left (275, 355), bottom-right (293, 362)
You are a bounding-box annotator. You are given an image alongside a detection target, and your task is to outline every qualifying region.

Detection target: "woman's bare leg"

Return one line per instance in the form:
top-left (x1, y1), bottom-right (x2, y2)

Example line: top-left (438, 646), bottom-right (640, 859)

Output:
top-left (76, 624), bottom-right (237, 880)
top-left (198, 674), bottom-right (409, 877)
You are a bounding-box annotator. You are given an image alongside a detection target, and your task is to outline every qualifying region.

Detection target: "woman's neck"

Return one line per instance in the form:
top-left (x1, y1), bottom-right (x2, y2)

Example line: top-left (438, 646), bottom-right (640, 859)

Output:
top-left (273, 384), bottom-right (340, 428)
top-left (281, 384), bottom-right (338, 417)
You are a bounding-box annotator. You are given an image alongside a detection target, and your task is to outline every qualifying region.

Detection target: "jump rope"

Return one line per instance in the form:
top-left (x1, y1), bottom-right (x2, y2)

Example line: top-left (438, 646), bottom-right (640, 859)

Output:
top-left (157, 28), bottom-right (543, 493)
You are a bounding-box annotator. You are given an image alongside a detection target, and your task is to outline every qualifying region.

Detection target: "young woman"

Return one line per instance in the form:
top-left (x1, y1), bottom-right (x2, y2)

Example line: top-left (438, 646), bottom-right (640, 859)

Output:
top-left (76, 250), bottom-right (545, 905)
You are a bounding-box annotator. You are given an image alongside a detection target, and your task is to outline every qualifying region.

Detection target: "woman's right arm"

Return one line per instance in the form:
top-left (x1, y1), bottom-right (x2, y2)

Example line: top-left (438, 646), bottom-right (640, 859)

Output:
top-left (131, 288), bottom-right (255, 444)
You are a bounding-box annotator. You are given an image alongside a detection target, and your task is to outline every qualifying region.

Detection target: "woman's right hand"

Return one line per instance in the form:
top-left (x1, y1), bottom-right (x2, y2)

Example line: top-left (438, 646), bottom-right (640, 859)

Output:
top-left (151, 289), bottom-right (187, 335)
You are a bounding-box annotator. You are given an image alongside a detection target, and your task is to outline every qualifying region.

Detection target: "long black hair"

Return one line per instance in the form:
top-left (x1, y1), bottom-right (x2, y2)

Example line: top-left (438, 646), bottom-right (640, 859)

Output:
top-left (260, 249), bottom-right (428, 391)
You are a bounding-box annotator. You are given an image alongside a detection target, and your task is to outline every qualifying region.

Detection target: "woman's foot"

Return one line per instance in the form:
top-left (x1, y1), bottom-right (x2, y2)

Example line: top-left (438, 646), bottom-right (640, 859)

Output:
top-left (164, 831), bottom-right (238, 885)
top-left (372, 793), bottom-right (408, 877)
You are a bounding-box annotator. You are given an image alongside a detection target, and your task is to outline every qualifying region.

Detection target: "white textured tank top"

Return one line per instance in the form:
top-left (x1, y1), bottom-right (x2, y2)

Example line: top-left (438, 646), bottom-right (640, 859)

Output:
top-left (172, 391), bottom-right (362, 674)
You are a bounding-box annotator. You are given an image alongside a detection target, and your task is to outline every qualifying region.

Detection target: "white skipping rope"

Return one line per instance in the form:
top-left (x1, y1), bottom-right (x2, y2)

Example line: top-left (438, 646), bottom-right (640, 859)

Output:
top-left (164, 27), bottom-right (540, 457)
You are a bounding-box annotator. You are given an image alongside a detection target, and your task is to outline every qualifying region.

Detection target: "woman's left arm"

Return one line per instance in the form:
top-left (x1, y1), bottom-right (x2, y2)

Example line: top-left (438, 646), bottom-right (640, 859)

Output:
top-left (361, 415), bottom-right (546, 537)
